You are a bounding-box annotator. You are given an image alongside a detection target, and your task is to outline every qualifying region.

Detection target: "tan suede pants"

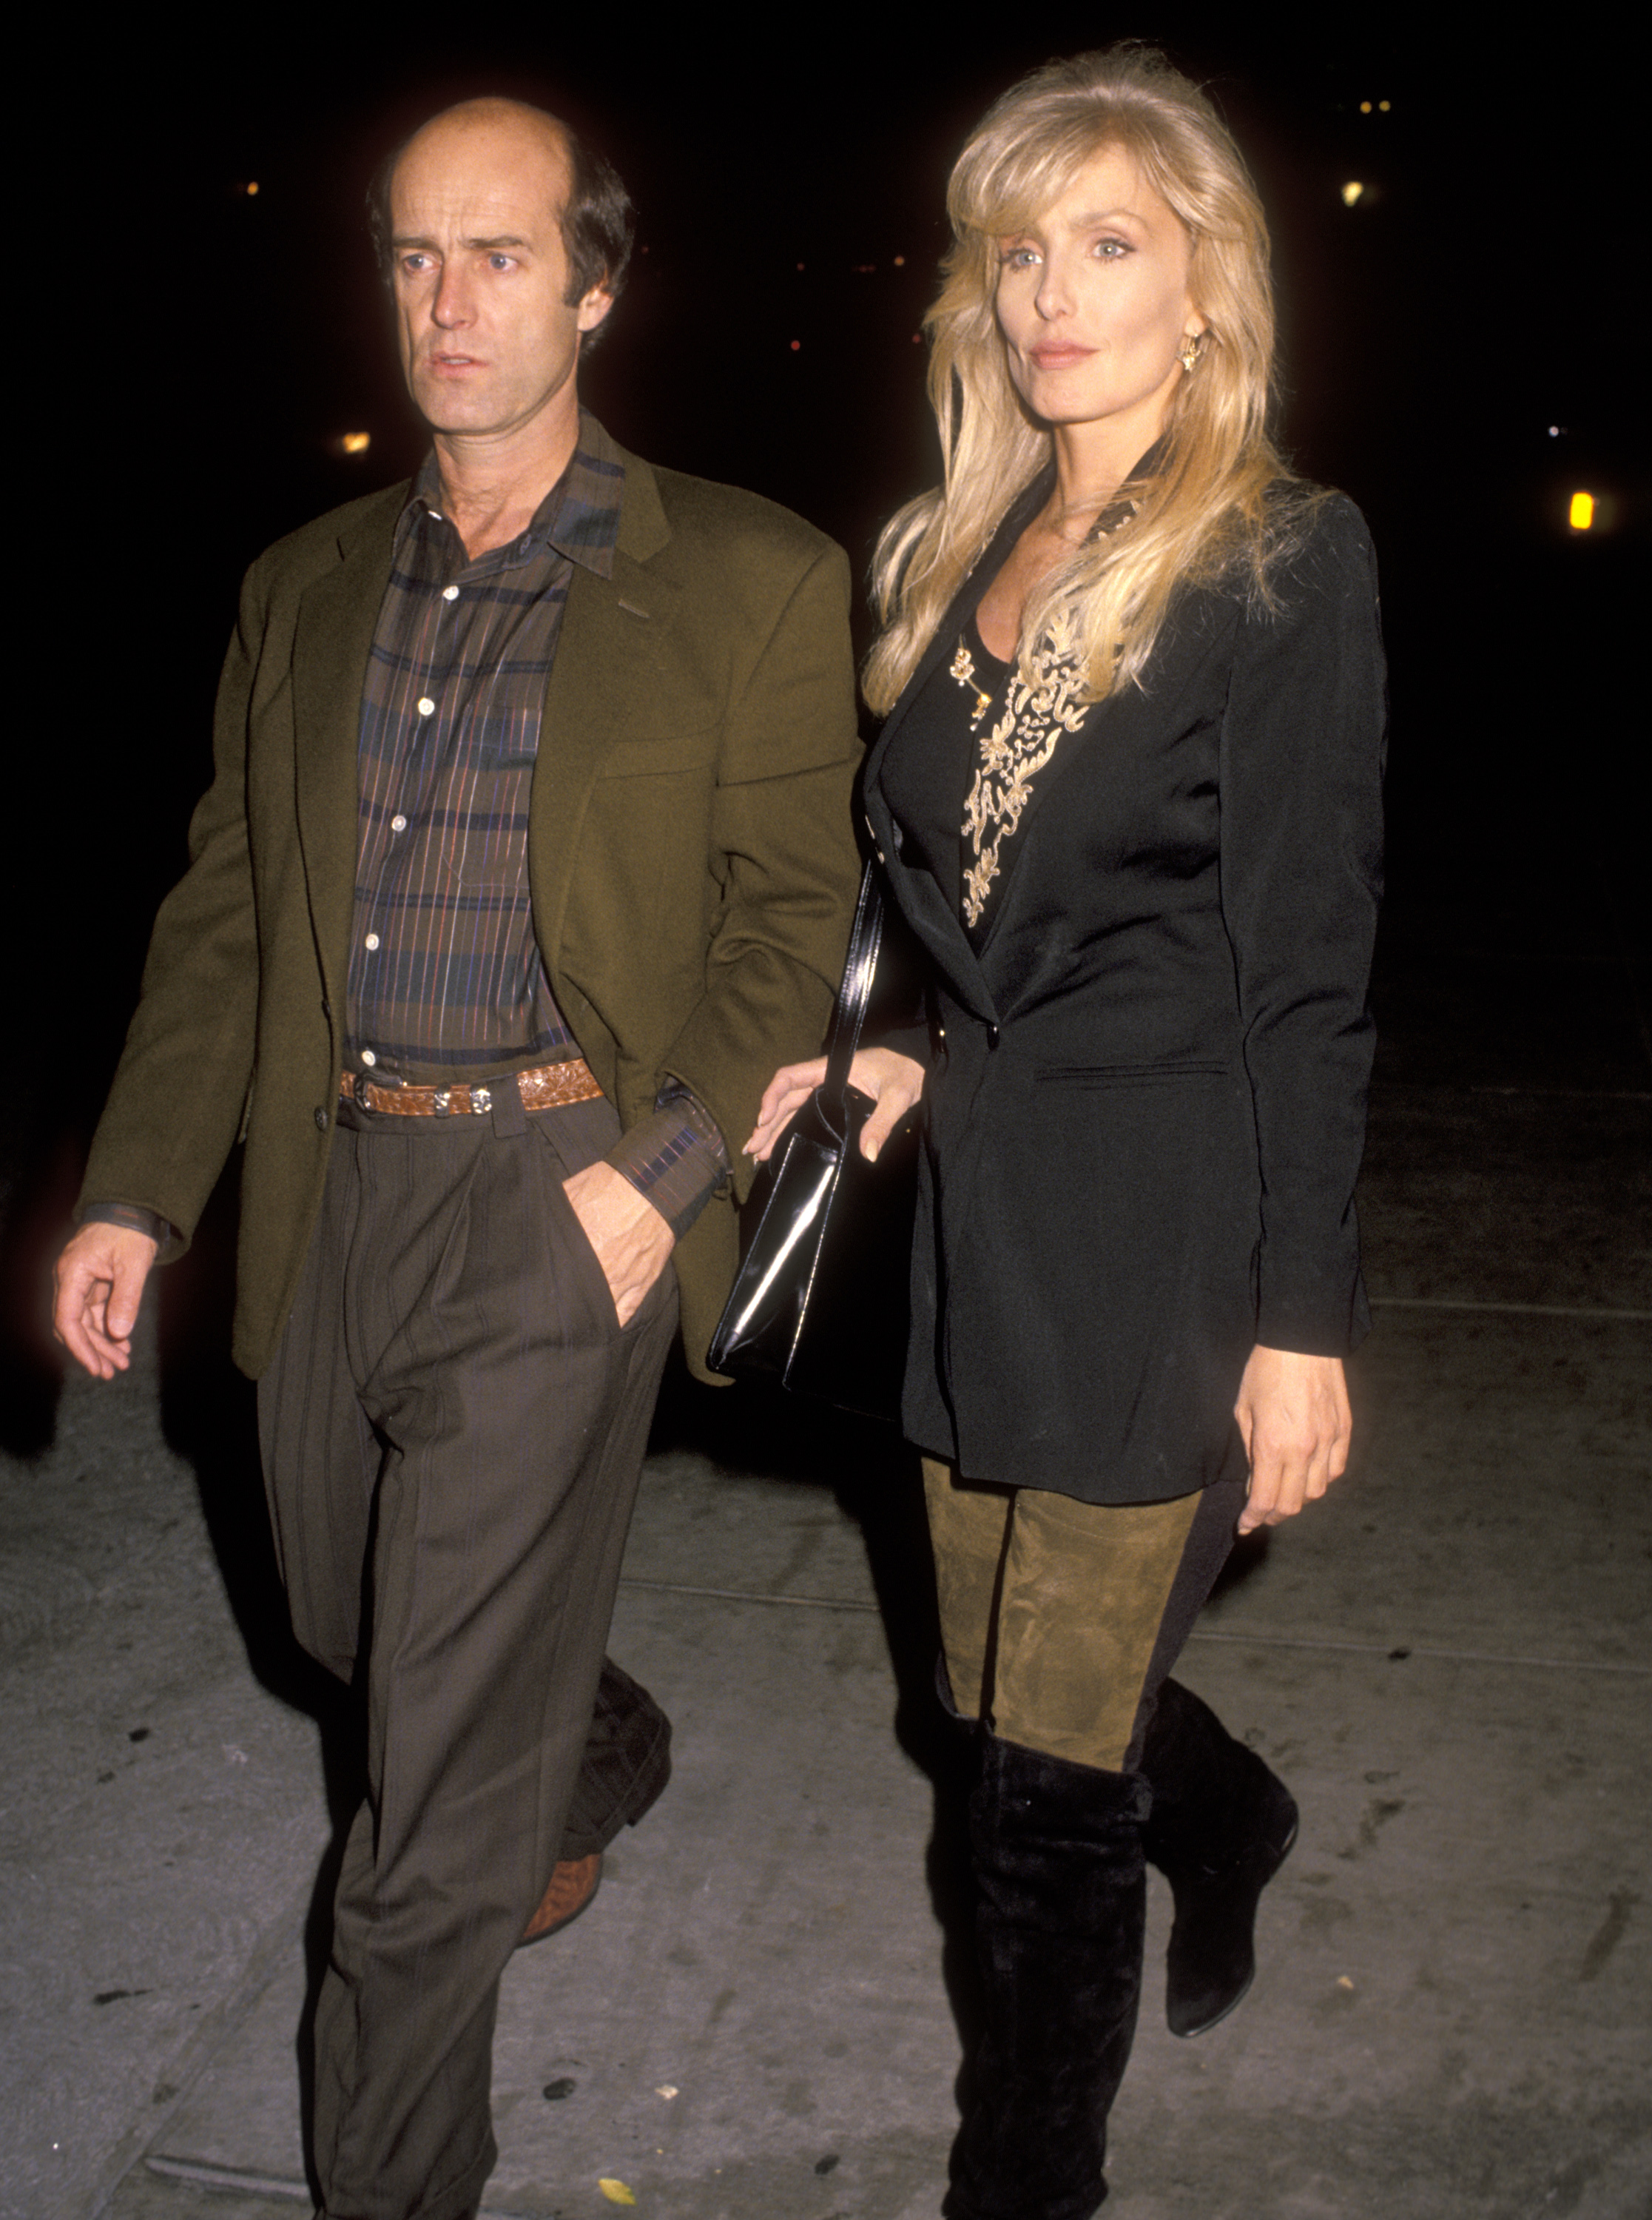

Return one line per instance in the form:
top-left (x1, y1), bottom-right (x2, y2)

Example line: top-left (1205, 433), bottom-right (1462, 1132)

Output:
top-left (923, 1459), bottom-right (1246, 1773)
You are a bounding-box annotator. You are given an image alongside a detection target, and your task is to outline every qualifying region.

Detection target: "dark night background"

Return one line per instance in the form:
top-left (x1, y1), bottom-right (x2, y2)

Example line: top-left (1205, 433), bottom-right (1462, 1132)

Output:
top-left (7, 12), bottom-right (1645, 1360)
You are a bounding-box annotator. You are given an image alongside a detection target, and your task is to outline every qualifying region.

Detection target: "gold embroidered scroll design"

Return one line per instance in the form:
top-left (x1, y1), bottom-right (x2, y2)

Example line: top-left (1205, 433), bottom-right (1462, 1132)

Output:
top-left (954, 488), bottom-right (1139, 930)
top-left (960, 606), bottom-right (1090, 929)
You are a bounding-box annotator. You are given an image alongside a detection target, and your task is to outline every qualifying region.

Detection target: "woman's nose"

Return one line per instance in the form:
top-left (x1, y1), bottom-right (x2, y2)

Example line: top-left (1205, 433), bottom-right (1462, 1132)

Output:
top-left (1034, 258), bottom-right (1072, 319)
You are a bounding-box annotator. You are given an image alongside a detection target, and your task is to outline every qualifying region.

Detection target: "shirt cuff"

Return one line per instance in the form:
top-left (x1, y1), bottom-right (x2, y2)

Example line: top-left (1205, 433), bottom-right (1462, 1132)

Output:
top-left (607, 1086), bottom-right (731, 1242)
top-left (79, 1202), bottom-right (181, 1259)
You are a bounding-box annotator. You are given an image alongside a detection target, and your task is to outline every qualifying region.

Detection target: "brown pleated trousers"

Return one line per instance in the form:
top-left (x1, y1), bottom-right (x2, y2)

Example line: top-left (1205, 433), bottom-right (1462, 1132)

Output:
top-left (258, 1083), bottom-right (678, 2220)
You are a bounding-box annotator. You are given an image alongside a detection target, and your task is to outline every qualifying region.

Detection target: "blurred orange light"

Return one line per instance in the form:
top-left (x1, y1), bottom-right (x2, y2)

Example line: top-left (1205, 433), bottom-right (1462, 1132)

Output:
top-left (1359, 100), bottom-right (1372, 113)
top-left (1568, 491), bottom-right (1595, 531)
top-left (246, 181), bottom-right (260, 195)
top-left (343, 432), bottom-right (371, 456)
top-left (1341, 181), bottom-right (1365, 206)
top-left (893, 255), bottom-right (906, 266)
top-left (1378, 100), bottom-right (1391, 112)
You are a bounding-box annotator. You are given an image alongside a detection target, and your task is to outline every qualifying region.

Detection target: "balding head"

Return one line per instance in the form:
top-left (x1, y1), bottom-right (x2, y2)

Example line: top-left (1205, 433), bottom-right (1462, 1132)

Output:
top-left (368, 97), bottom-right (633, 317)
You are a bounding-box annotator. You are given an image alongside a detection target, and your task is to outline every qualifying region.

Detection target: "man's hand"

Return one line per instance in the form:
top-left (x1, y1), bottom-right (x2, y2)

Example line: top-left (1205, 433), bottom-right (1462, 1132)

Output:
top-left (746, 1048), bottom-right (926, 1165)
top-left (53, 1223), bottom-right (161, 1380)
top-left (1234, 1345), bottom-right (1352, 1534)
top-left (562, 1163), bottom-right (675, 1328)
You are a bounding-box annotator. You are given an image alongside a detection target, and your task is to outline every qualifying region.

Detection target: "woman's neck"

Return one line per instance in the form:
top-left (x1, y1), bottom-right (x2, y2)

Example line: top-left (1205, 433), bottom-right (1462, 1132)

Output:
top-left (1045, 405), bottom-right (1167, 537)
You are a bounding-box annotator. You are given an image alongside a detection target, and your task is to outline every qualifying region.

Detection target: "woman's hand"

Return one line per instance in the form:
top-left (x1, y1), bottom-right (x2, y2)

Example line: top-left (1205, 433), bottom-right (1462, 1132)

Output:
top-left (745, 1049), bottom-right (926, 1164)
top-left (1234, 1345), bottom-right (1351, 1533)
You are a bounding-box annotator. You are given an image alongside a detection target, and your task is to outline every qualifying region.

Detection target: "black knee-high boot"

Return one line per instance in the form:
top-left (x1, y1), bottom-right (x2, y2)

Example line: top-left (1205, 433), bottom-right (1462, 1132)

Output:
top-left (1139, 1677), bottom-right (1298, 2037)
top-left (949, 1733), bottom-right (1150, 2220)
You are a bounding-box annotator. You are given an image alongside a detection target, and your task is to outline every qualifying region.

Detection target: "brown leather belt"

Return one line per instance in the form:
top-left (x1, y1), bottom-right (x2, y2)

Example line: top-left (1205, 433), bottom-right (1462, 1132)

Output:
top-left (341, 1057), bottom-right (604, 1118)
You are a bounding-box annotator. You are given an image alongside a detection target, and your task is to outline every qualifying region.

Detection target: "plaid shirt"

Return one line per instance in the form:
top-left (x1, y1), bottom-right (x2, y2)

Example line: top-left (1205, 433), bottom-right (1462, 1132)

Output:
top-left (90, 418), bottom-right (727, 1251)
top-left (345, 415), bottom-right (728, 1234)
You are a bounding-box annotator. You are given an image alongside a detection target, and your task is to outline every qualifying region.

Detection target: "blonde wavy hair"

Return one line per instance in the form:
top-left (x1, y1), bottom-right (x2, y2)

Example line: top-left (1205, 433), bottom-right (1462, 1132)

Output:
top-left (864, 45), bottom-right (1300, 716)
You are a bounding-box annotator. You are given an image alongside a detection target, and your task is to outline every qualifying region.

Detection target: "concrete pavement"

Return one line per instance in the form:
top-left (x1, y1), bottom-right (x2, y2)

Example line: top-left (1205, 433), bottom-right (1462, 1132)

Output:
top-left (2, 912), bottom-right (1647, 2220)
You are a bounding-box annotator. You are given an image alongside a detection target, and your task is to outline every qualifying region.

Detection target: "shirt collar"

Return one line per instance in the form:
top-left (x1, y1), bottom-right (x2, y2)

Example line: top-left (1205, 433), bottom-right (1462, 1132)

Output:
top-left (399, 409), bottom-right (625, 579)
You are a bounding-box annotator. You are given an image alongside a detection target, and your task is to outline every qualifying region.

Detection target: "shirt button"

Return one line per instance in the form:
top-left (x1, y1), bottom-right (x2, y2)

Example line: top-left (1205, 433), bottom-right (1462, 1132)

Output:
top-left (361, 1049), bottom-right (378, 1067)
top-left (364, 932), bottom-right (380, 951)
top-left (416, 697), bottom-right (436, 717)
top-left (314, 1107), bottom-right (329, 1131)
top-left (390, 813), bottom-right (407, 832)
top-left (442, 585), bottom-right (459, 602)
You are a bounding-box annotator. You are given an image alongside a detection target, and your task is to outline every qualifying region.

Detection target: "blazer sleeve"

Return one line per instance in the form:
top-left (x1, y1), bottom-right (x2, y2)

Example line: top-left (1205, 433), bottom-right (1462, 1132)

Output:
top-left (660, 538), bottom-right (863, 1194)
top-left (75, 562), bottom-right (267, 1250)
top-left (1218, 494), bottom-right (1388, 1354)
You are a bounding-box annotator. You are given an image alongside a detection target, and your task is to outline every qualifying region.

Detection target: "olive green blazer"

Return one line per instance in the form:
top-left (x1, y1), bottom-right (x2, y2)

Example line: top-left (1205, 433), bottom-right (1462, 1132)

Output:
top-left (78, 428), bottom-right (863, 1382)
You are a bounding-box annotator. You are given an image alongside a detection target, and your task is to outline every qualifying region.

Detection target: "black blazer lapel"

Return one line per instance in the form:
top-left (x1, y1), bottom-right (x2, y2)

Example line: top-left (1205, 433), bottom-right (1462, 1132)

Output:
top-left (863, 469), bottom-right (1051, 1023)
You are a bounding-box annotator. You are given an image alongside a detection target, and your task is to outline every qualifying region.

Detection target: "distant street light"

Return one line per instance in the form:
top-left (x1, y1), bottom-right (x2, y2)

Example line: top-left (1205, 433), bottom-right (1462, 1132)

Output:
top-left (1341, 181), bottom-right (1365, 206)
top-left (1568, 491), bottom-right (1595, 531)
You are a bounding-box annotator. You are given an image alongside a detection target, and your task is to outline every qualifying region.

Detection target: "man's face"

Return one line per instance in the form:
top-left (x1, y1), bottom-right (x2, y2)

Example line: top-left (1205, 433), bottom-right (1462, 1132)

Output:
top-left (388, 104), bottom-right (613, 440)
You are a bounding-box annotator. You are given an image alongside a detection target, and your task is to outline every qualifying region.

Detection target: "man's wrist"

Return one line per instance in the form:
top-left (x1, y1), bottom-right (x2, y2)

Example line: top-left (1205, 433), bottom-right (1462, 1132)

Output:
top-left (605, 1085), bottom-right (730, 1242)
top-left (80, 1202), bottom-right (178, 1255)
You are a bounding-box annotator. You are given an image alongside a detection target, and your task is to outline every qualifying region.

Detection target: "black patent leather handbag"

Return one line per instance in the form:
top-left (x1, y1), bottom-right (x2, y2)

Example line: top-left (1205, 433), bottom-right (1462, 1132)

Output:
top-left (707, 863), bottom-right (919, 1422)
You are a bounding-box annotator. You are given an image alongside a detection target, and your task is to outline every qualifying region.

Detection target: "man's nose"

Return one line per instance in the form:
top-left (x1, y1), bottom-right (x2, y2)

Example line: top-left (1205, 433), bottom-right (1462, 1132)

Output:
top-left (431, 263), bottom-right (472, 328)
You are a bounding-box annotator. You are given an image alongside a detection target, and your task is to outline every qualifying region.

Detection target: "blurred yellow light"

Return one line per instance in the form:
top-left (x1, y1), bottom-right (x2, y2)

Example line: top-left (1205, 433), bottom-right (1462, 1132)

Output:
top-left (1359, 100), bottom-right (1372, 113)
top-left (1341, 181), bottom-right (1365, 206)
top-left (340, 431), bottom-right (371, 456)
top-left (1568, 491), bottom-right (1595, 531)
top-left (1378, 100), bottom-right (1391, 112)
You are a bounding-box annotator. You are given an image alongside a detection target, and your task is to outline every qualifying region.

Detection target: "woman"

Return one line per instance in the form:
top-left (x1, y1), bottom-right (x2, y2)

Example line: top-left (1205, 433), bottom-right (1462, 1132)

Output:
top-left (749, 45), bottom-right (1384, 2220)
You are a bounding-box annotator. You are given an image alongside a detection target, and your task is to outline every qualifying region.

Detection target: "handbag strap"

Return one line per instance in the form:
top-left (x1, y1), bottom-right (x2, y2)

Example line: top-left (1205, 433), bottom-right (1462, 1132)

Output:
top-left (819, 861), bottom-right (885, 1118)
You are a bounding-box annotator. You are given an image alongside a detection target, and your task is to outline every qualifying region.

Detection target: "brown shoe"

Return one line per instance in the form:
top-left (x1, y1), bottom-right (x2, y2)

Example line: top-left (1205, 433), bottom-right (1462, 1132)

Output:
top-left (518, 1853), bottom-right (602, 1948)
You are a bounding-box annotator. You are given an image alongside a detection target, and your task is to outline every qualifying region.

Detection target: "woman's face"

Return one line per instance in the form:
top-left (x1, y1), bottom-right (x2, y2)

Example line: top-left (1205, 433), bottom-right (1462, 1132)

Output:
top-left (994, 142), bottom-right (1201, 451)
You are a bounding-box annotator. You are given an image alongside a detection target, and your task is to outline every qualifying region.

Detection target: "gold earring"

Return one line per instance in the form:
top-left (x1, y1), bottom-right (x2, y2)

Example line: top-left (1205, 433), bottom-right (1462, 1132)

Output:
top-left (1178, 333), bottom-right (1203, 374)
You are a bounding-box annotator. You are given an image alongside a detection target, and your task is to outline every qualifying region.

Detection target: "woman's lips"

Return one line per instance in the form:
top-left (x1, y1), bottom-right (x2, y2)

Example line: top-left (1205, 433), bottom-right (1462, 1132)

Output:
top-left (1028, 343), bottom-right (1094, 368)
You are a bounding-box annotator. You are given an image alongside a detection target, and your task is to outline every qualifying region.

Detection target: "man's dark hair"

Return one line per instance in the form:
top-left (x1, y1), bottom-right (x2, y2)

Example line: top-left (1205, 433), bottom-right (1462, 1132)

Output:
top-left (366, 100), bottom-right (635, 337)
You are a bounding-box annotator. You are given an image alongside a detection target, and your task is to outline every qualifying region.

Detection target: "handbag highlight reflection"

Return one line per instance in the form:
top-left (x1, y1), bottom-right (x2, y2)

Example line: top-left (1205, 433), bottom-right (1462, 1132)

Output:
top-left (708, 864), bottom-right (918, 1422)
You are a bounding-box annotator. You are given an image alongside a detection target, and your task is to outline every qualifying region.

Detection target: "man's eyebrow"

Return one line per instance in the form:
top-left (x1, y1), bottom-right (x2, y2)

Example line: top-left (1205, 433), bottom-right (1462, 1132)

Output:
top-left (388, 234), bottom-right (533, 252)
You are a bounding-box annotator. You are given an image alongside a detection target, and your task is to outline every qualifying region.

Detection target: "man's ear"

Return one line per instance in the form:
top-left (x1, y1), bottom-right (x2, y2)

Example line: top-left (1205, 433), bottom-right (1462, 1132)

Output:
top-left (577, 283), bottom-right (616, 336)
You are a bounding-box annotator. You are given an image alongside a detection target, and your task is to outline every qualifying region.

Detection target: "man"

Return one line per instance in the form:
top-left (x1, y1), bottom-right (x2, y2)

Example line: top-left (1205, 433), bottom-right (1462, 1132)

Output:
top-left (54, 97), bottom-right (860, 2219)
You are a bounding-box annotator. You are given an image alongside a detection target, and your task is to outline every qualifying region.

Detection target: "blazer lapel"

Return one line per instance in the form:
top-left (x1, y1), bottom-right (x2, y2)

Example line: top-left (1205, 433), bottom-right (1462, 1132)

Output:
top-left (291, 494), bottom-right (400, 1008)
top-left (527, 448), bottom-right (676, 965)
top-left (863, 469), bottom-right (1051, 1024)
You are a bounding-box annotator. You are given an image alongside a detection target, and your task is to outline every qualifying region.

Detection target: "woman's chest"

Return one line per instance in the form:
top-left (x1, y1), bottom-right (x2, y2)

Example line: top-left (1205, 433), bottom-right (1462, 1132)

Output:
top-left (880, 587), bottom-right (1240, 926)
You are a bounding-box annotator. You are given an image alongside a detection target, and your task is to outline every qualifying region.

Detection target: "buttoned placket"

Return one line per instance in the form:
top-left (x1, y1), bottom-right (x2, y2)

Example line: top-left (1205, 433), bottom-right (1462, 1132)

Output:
top-left (360, 519), bottom-right (467, 1077)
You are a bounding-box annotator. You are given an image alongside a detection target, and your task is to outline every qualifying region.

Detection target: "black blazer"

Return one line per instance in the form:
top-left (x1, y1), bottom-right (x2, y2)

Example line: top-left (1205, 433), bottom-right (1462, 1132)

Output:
top-left (862, 480), bottom-right (1387, 1503)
